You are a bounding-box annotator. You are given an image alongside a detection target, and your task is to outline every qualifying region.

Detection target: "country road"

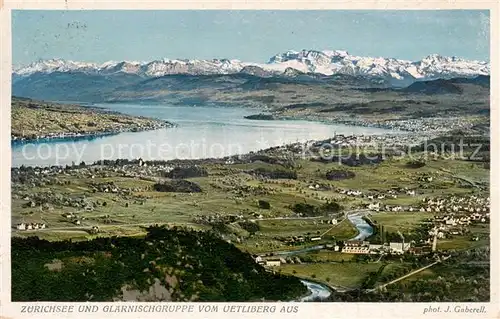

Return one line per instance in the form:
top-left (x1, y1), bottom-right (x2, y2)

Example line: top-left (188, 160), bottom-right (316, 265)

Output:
top-left (367, 255), bottom-right (451, 292)
top-left (13, 208), bottom-right (371, 235)
top-left (439, 168), bottom-right (482, 188)
top-left (319, 219), bottom-right (346, 237)
top-left (11, 222), bottom-right (192, 234)
top-left (249, 209), bottom-right (369, 223)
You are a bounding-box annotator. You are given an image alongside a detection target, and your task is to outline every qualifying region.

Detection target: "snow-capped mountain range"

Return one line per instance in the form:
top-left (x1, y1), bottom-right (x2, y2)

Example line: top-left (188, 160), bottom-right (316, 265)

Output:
top-left (13, 49), bottom-right (490, 85)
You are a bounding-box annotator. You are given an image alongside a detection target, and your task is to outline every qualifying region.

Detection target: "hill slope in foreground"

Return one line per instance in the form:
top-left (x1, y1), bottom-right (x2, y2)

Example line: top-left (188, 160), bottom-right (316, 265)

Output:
top-left (12, 226), bottom-right (307, 301)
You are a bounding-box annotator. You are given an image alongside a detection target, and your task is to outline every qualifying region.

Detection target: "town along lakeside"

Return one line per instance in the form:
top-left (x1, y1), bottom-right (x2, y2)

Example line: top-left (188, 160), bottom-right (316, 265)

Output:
top-left (11, 125), bottom-right (490, 302)
top-left (11, 97), bottom-right (176, 143)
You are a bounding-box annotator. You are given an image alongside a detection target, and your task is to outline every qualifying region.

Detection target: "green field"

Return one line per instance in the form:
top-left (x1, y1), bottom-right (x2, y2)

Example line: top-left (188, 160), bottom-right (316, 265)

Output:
top-left (12, 154), bottom-right (489, 259)
top-left (280, 262), bottom-right (383, 288)
top-left (296, 250), bottom-right (356, 263)
top-left (257, 219), bottom-right (332, 237)
top-left (371, 212), bottom-right (433, 233)
top-left (323, 219), bottom-right (359, 240)
top-left (437, 236), bottom-right (489, 251)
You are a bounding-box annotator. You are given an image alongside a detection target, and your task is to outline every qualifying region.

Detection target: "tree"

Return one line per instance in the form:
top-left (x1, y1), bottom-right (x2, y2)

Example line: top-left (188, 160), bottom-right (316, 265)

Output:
top-left (258, 200), bottom-right (271, 209)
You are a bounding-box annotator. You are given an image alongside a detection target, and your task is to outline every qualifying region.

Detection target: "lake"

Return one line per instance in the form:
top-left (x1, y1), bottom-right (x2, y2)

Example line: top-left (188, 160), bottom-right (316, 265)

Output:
top-left (12, 103), bottom-right (396, 167)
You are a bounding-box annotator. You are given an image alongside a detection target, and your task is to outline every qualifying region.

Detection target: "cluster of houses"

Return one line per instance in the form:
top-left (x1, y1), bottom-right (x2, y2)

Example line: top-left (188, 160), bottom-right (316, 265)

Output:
top-left (90, 182), bottom-right (122, 194)
top-left (338, 186), bottom-right (418, 201)
top-left (310, 133), bottom-right (422, 149)
top-left (253, 237), bottom-right (431, 268)
top-left (364, 194), bottom-right (490, 217)
top-left (366, 202), bottom-right (413, 213)
top-left (420, 195), bottom-right (489, 215)
top-left (12, 166), bottom-right (66, 188)
top-left (303, 115), bottom-right (474, 137)
top-left (15, 221), bottom-right (100, 234)
top-left (282, 235), bottom-right (323, 245)
top-left (12, 160), bottom-right (180, 190)
top-left (340, 240), bottom-right (413, 255)
top-left (253, 255), bottom-right (291, 267)
top-left (380, 116), bottom-right (476, 134)
top-left (15, 222), bottom-right (46, 231)
top-left (423, 197), bottom-right (490, 241)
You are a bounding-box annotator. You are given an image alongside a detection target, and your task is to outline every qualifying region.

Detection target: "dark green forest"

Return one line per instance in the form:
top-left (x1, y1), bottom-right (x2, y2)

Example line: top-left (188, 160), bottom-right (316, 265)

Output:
top-left (12, 226), bottom-right (307, 301)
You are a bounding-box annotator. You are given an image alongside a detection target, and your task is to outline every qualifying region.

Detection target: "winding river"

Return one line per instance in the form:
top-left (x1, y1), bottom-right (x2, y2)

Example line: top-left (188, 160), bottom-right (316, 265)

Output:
top-left (347, 212), bottom-right (374, 241)
top-left (299, 280), bottom-right (333, 302)
top-left (297, 211), bottom-right (375, 301)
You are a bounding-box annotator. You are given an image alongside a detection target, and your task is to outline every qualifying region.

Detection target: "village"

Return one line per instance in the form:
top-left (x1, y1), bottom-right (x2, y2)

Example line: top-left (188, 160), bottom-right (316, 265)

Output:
top-left (277, 112), bottom-right (483, 137)
top-left (253, 202), bottom-right (489, 268)
top-left (244, 189), bottom-right (490, 268)
top-left (253, 197), bottom-right (489, 269)
top-left (12, 153), bottom-right (489, 243)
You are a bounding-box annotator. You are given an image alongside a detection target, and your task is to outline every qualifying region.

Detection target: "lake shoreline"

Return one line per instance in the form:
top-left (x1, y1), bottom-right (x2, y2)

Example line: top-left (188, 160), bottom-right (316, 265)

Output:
top-left (11, 101), bottom-right (402, 168)
top-left (11, 97), bottom-right (177, 145)
top-left (11, 123), bottom-right (176, 145)
top-left (244, 112), bottom-right (415, 132)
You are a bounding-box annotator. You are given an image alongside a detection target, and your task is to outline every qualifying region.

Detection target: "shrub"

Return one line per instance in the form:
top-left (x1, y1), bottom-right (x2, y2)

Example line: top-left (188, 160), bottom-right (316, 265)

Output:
top-left (258, 200), bottom-right (271, 209)
top-left (250, 167), bottom-right (297, 180)
top-left (320, 201), bottom-right (342, 213)
top-left (153, 180), bottom-right (202, 193)
top-left (165, 166), bottom-right (208, 179)
top-left (291, 203), bottom-right (319, 216)
top-left (406, 160), bottom-right (426, 168)
top-left (238, 221), bottom-right (260, 234)
top-left (325, 169), bottom-right (355, 180)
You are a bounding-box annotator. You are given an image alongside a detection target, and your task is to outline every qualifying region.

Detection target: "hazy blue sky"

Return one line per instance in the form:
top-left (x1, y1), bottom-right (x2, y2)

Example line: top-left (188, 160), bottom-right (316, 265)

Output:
top-left (12, 10), bottom-right (490, 66)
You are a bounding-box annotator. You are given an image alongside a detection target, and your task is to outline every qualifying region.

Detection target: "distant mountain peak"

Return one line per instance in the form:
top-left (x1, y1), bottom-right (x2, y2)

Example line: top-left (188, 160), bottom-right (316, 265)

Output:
top-left (13, 50), bottom-right (490, 86)
top-left (282, 67), bottom-right (305, 77)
